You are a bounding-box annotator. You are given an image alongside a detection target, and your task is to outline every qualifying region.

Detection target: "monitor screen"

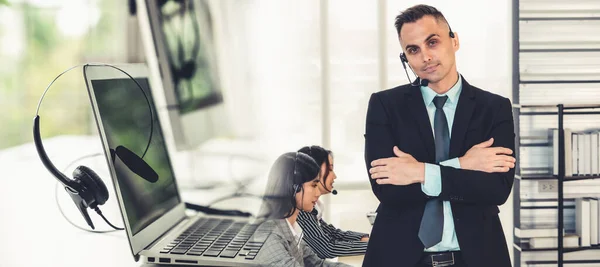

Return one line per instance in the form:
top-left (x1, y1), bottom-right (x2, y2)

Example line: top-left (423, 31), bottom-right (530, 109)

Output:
top-left (90, 77), bottom-right (180, 235)
top-left (156, 0), bottom-right (222, 114)
top-left (139, 0), bottom-right (231, 150)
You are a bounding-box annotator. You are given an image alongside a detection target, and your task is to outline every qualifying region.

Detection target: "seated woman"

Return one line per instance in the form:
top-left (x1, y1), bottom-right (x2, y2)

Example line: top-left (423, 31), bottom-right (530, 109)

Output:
top-left (296, 146), bottom-right (369, 259)
top-left (257, 152), bottom-right (351, 267)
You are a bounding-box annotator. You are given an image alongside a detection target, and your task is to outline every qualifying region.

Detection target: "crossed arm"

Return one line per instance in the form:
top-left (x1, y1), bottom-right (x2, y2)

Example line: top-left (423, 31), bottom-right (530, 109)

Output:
top-left (364, 93), bottom-right (516, 207)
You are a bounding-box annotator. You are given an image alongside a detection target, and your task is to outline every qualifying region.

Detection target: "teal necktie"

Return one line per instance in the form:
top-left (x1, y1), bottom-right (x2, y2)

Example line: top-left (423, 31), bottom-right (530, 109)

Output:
top-left (418, 95), bottom-right (449, 248)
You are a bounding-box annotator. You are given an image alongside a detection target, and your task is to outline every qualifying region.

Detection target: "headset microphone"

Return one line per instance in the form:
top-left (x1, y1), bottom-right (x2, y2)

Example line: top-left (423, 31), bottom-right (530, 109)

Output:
top-left (112, 146), bottom-right (158, 183)
top-left (331, 189), bottom-right (338, 195)
top-left (400, 53), bottom-right (430, 87)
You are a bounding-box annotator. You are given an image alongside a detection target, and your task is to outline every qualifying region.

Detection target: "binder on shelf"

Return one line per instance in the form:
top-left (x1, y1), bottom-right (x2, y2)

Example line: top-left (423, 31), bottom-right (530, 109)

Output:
top-left (529, 234), bottom-right (580, 249)
top-left (592, 132), bottom-right (599, 176)
top-left (552, 128), bottom-right (573, 176)
top-left (578, 132), bottom-right (587, 176)
top-left (598, 197), bottom-right (600, 244)
top-left (584, 133), bottom-right (592, 176)
top-left (515, 227), bottom-right (562, 238)
top-left (590, 198), bottom-right (598, 245)
top-left (573, 133), bottom-right (579, 176)
top-left (576, 198), bottom-right (591, 247)
top-left (521, 200), bottom-right (576, 208)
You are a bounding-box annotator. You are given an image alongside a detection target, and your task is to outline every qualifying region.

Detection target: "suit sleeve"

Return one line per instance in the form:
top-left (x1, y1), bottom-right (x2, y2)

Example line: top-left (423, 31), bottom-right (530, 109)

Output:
top-left (364, 93), bottom-right (429, 208)
top-left (438, 97), bottom-right (516, 205)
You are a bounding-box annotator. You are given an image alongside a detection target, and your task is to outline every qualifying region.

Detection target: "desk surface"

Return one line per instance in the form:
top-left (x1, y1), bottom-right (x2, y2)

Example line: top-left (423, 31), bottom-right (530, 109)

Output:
top-left (0, 137), bottom-right (259, 267)
top-left (0, 136), bottom-right (152, 266)
top-left (0, 136), bottom-right (365, 267)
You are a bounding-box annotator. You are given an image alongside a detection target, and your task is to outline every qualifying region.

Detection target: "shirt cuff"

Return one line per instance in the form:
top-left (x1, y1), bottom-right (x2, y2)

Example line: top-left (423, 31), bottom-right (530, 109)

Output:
top-left (421, 163), bottom-right (442, 196)
top-left (421, 158), bottom-right (461, 197)
top-left (442, 157), bottom-right (461, 169)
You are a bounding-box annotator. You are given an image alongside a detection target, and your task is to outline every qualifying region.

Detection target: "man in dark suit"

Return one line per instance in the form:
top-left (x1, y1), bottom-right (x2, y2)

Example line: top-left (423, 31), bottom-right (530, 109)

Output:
top-left (363, 4), bottom-right (516, 267)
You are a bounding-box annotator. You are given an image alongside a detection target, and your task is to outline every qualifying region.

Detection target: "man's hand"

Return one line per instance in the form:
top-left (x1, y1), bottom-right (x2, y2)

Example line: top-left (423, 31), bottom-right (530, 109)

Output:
top-left (459, 138), bottom-right (516, 173)
top-left (360, 236), bottom-right (370, 242)
top-left (369, 146), bottom-right (425, 185)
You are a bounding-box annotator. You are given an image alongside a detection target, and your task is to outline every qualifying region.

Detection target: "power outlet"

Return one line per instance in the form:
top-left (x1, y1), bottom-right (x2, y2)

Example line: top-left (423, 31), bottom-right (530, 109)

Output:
top-left (538, 180), bottom-right (558, 193)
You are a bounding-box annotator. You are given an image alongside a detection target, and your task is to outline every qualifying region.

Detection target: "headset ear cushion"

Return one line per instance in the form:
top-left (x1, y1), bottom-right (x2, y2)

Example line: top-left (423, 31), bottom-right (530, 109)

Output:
top-left (73, 166), bottom-right (109, 206)
top-left (293, 184), bottom-right (301, 193)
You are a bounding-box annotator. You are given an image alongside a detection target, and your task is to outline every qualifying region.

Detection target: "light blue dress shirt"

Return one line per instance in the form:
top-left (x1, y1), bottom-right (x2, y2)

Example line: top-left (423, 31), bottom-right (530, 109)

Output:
top-left (420, 74), bottom-right (462, 252)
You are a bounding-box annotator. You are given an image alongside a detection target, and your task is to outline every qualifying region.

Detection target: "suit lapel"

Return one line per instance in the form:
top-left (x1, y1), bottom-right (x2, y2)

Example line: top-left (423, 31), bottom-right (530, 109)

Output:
top-left (276, 219), bottom-right (302, 261)
top-left (405, 85), bottom-right (436, 163)
top-left (449, 77), bottom-right (476, 158)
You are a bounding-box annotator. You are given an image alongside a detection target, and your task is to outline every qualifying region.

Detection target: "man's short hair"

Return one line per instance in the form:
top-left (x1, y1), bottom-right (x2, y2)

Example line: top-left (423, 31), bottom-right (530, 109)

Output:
top-left (394, 4), bottom-right (450, 35)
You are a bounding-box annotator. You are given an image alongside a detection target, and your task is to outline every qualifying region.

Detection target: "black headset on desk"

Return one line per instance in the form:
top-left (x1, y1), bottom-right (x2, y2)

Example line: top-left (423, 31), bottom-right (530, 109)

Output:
top-left (33, 64), bottom-right (250, 232)
top-left (33, 64), bottom-right (159, 231)
top-left (399, 23), bottom-right (455, 87)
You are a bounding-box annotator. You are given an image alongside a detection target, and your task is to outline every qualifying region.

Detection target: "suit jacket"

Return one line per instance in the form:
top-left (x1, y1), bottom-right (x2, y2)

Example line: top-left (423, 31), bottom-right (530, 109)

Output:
top-left (258, 219), bottom-right (351, 267)
top-left (363, 76), bottom-right (515, 267)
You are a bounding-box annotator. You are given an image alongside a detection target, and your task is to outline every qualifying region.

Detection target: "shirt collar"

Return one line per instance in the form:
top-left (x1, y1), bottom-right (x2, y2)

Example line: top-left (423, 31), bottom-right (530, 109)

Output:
top-left (314, 199), bottom-right (324, 220)
top-left (286, 218), bottom-right (303, 239)
top-left (420, 73), bottom-right (462, 107)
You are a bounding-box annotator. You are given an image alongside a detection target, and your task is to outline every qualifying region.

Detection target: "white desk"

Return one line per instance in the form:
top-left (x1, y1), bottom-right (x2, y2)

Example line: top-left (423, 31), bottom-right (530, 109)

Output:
top-left (0, 136), bottom-right (138, 266)
top-left (0, 136), bottom-right (263, 267)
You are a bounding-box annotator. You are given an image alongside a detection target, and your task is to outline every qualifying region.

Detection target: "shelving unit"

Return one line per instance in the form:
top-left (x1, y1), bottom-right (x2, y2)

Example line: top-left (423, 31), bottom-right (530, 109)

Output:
top-left (512, 0), bottom-right (600, 266)
top-left (514, 105), bottom-right (600, 266)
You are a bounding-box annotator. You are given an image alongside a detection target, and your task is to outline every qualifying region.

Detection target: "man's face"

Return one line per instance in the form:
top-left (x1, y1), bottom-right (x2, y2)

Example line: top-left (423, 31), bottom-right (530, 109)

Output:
top-left (399, 15), bottom-right (459, 84)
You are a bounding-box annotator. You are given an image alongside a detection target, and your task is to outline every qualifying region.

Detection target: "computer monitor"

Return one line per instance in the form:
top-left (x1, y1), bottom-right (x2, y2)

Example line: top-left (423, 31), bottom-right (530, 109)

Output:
top-left (136, 0), bottom-right (230, 151)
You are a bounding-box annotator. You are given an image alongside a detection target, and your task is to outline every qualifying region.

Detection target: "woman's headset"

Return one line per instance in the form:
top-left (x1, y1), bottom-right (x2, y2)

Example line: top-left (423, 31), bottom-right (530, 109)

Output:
top-left (292, 152), bottom-right (302, 194)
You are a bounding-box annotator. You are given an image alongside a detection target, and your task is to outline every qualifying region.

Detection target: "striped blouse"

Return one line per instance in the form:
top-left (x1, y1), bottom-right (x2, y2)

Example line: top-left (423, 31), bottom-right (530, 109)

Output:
top-left (296, 201), bottom-right (369, 259)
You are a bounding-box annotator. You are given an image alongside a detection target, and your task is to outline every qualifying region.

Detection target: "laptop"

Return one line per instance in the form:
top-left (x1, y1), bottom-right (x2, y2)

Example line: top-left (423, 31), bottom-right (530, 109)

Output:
top-left (82, 63), bottom-right (272, 266)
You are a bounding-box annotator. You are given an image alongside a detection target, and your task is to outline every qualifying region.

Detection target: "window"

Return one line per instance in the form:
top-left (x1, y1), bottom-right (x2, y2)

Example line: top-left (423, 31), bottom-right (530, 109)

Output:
top-left (0, 0), bottom-right (127, 149)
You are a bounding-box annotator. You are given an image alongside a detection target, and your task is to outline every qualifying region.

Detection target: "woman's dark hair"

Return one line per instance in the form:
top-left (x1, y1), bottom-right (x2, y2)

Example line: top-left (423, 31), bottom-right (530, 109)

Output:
top-left (298, 145), bottom-right (333, 187)
top-left (259, 152), bottom-right (320, 219)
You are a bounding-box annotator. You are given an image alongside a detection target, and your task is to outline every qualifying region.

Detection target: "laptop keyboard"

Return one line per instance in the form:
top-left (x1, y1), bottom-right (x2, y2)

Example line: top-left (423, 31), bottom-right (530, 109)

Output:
top-left (160, 218), bottom-right (271, 260)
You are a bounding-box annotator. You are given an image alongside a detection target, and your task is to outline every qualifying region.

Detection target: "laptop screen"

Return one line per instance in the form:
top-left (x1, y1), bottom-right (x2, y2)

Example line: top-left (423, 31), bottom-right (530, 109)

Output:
top-left (90, 77), bottom-right (180, 235)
